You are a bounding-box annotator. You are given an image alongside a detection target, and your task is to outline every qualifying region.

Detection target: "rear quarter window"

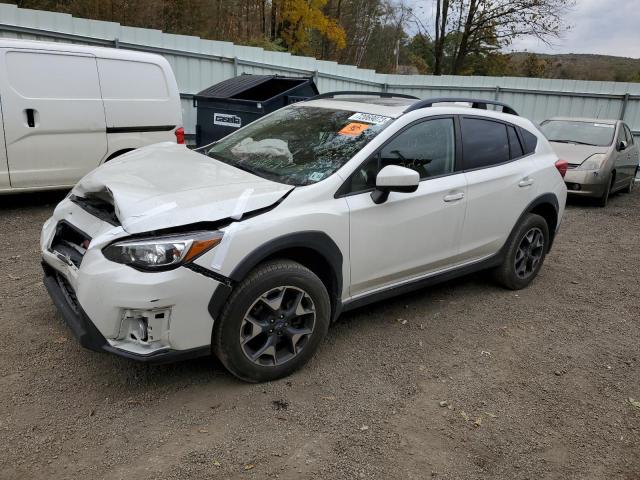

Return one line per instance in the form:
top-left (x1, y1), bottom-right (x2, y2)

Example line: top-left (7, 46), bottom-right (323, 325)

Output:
top-left (520, 129), bottom-right (538, 155)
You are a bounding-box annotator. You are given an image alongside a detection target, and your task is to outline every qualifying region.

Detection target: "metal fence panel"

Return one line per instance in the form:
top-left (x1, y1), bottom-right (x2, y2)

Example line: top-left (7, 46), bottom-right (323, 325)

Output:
top-left (2, 3), bottom-right (640, 137)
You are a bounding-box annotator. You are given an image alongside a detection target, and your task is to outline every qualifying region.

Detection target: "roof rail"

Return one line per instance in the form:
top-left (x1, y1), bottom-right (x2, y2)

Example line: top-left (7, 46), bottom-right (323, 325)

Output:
top-left (310, 91), bottom-right (419, 101)
top-left (404, 97), bottom-right (519, 116)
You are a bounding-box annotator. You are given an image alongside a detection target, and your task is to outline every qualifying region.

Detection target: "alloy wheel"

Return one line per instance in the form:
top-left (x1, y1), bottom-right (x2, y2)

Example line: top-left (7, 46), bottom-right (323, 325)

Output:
top-left (514, 227), bottom-right (545, 279)
top-left (239, 286), bottom-right (316, 366)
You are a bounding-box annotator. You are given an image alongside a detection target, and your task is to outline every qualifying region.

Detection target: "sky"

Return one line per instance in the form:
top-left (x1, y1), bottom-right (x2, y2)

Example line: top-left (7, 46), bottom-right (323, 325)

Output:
top-left (408, 0), bottom-right (640, 59)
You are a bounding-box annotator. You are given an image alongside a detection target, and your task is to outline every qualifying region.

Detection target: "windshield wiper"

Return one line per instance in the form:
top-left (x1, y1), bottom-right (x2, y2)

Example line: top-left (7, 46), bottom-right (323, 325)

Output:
top-left (551, 139), bottom-right (597, 146)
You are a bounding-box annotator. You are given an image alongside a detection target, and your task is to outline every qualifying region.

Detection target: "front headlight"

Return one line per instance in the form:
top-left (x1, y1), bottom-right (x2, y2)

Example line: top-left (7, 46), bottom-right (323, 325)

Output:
top-left (103, 231), bottom-right (223, 271)
top-left (576, 153), bottom-right (607, 171)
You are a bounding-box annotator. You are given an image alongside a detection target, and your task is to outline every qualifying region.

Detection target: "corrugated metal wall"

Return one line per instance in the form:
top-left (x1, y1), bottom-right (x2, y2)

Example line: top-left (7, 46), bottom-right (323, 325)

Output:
top-left (2, 3), bottom-right (640, 137)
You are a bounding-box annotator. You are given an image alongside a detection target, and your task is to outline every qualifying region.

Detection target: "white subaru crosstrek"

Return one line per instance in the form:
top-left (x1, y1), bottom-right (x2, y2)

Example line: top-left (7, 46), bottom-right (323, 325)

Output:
top-left (41, 93), bottom-right (567, 382)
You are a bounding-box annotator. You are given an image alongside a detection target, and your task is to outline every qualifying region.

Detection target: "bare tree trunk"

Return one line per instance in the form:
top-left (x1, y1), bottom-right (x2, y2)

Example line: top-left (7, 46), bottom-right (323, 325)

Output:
top-left (270, 0), bottom-right (278, 41)
top-left (452, 0), bottom-right (477, 74)
top-left (433, 0), bottom-right (450, 75)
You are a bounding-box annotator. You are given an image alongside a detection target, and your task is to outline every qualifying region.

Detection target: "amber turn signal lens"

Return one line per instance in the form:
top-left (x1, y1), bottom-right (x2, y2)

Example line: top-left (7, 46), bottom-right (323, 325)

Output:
top-left (184, 234), bottom-right (223, 262)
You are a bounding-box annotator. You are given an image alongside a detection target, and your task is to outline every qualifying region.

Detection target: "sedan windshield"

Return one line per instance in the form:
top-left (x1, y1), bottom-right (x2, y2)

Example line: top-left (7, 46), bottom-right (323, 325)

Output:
top-left (540, 120), bottom-right (615, 147)
top-left (205, 106), bottom-right (391, 186)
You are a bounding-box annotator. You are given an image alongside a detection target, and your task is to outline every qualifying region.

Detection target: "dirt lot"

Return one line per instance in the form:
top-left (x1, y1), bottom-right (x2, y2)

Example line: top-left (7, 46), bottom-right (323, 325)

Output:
top-left (0, 189), bottom-right (639, 480)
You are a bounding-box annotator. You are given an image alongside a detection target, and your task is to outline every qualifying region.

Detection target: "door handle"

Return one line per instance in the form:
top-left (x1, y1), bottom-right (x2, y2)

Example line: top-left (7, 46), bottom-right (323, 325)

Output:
top-left (518, 177), bottom-right (534, 187)
top-left (25, 109), bottom-right (35, 128)
top-left (443, 192), bottom-right (464, 202)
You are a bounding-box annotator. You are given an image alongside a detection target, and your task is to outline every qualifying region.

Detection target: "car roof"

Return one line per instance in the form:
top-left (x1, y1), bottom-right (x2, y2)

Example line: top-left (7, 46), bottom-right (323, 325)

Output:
top-left (0, 38), bottom-right (164, 63)
top-left (545, 117), bottom-right (619, 125)
top-left (300, 97), bottom-right (414, 118)
top-left (297, 96), bottom-right (538, 132)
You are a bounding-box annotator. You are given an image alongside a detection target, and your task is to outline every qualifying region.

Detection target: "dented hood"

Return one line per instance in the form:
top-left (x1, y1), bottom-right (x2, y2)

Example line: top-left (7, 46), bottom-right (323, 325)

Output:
top-left (73, 143), bottom-right (293, 234)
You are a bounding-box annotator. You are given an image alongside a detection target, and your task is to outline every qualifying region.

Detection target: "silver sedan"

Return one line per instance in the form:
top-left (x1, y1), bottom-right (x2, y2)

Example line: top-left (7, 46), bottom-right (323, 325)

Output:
top-left (540, 117), bottom-right (639, 206)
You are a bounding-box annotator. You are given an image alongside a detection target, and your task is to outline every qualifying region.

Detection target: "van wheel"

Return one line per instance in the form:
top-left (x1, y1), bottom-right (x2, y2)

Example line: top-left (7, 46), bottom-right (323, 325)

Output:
top-left (212, 260), bottom-right (330, 383)
top-left (493, 213), bottom-right (549, 290)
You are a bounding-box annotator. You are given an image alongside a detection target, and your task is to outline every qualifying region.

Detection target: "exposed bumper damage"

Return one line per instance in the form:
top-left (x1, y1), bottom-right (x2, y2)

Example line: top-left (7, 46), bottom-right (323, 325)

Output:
top-left (42, 263), bottom-right (210, 363)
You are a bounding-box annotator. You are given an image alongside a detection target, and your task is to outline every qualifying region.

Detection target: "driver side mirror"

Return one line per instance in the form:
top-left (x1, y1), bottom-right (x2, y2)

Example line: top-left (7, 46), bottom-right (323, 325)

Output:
top-left (618, 140), bottom-right (628, 151)
top-left (371, 165), bottom-right (419, 204)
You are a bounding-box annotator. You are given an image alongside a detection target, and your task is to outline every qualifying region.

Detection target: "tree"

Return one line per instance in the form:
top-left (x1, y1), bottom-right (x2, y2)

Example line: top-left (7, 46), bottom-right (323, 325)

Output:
top-left (413, 0), bottom-right (573, 75)
top-left (274, 0), bottom-right (346, 55)
top-left (521, 52), bottom-right (548, 77)
top-left (433, 0), bottom-right (450, 75)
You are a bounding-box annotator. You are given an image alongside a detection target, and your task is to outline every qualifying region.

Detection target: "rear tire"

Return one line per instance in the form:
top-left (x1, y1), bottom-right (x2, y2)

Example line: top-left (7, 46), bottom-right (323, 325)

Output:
top-left (493, 213), bottom-right (549, 290)
top-left (622, 170), bottom-right (636, 193)
top-left (212, 259), bottom-right (330, 383)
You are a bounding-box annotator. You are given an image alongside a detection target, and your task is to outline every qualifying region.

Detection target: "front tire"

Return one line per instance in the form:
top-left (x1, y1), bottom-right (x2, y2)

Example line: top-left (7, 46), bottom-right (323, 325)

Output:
top-left (212, 259), bottom-right (330, 383)
top-left (596, 174), bottom-right (614, 207)
top-left (493, 213), bottom-right (549, 290)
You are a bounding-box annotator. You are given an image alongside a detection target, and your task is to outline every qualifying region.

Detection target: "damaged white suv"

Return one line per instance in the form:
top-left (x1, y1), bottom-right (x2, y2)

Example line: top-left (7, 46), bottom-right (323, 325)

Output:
top-left (41, 93), bottom-right (567, 382)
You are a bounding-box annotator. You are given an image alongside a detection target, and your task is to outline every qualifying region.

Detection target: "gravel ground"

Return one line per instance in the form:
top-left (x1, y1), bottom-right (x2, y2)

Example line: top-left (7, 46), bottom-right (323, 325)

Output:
top-left (0, 189), bottom-right (639, 480)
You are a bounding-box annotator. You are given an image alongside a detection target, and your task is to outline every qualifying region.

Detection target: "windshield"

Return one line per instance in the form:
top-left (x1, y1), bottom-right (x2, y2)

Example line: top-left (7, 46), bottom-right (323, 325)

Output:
top-left (540, 120), bottom-right (615, 147)
top-left (205, 106), bottom-right (392, 186)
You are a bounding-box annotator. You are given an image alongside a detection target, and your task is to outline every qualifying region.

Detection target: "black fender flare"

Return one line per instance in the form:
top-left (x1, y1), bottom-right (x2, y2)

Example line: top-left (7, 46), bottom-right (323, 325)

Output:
top-left (506, 193), bottom-right (560, 254)
top-left (208, 231), bottom-right (343, 323)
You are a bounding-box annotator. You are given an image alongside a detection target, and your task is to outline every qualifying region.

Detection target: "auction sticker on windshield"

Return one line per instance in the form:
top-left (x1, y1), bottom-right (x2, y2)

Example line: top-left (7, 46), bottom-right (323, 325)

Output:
top-left (348, 112), bottom-right (391, 125)
top-left (339, 122), bottom-right (370, 136)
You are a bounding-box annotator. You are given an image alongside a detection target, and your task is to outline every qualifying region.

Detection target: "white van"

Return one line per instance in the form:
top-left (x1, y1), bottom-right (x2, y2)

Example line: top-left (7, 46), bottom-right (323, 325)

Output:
top-left (0, 39), bottom-right (183, 193)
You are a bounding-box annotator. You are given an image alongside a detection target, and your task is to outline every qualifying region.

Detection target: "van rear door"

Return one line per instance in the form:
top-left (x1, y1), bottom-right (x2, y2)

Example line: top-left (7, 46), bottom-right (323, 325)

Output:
top-left (0, 49), bottom-right (107, 188)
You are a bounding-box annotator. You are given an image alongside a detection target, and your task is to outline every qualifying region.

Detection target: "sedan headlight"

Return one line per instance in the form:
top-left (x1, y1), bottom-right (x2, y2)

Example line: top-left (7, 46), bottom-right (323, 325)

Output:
top-left (576, 153), bottom-right (607, 171)
top-left (103, 231), bottom-right (223, 271)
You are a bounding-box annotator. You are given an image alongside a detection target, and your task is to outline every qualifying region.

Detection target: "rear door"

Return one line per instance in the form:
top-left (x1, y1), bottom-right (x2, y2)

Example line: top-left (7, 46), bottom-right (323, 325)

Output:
top-left (0, 48), bottom-right (107, 188)
top-left (458, 116), bottom-right (538, 261)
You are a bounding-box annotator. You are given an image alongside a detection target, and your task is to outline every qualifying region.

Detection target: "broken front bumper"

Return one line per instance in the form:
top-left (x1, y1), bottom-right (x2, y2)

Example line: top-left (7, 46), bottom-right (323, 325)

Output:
top-left (42, 263), bottom-right (211, 363)
top-left (40, 197), bottom-right (228, 363)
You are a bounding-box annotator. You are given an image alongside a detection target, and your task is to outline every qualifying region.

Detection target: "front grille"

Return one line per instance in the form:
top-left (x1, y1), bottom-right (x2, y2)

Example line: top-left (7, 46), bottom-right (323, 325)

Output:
top-left (71, 195), bottom-right (120, 226)
top-left (50, 221), bottom-right (92, 268)
top-left (55, 272), bottom-right (80, 314)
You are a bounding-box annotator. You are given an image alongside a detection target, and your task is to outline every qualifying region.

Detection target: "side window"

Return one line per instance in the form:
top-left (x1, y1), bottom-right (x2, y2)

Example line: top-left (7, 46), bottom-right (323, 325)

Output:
top-left (507, 126), bottom-right (524, 159)
top-left (617, 124), bottom-right (626, 147)
top-left (461, 118), bottom-right (509, 169)
top-left (348, 118), bottom-right (456, 193)
top-left (520, 129), bottom-right (538, 155)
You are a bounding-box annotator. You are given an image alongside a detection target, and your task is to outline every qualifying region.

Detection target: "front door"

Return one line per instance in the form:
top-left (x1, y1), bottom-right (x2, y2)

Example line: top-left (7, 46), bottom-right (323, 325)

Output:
top-left (0, 48), bottom-right (107, 188)
top-left (345, 117), bottom-right (468, 298)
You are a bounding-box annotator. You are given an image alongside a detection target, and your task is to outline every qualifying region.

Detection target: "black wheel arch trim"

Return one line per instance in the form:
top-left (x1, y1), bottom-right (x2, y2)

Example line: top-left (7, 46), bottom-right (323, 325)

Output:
top-left (208, 231), bottom-right (343, 323)
top-left (519, 192), bottom-right (560, 251)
